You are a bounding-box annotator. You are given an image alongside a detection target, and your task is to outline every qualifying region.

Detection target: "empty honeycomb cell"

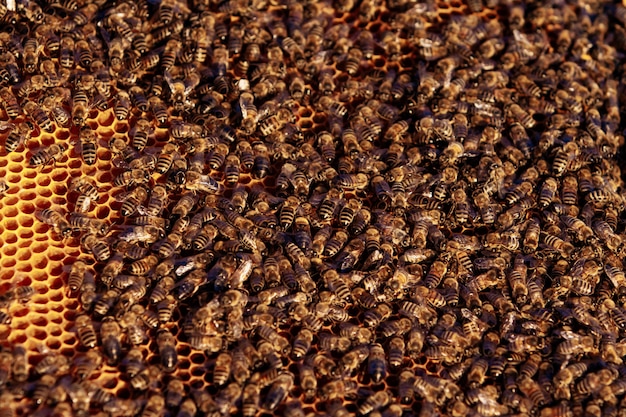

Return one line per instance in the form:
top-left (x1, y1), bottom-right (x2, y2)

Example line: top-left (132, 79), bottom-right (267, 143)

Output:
top-left (49, 293), bottom-right (64, 304)
top-left (30, 315), bottom-right (48, 328)
top-left (62, 336), bottom-right (77, 346)
top-left (8, 153), bottom-right (24, 163)
top-left (50, 277), bottom-right (64, 290)
top-left (12, 320), bottom-right (29, 331)
top-left (39, 188), bottom-right (53, 198)
top-left (17, 213), bottom-right (34, 227)
top-left (1, 257), bottom-right (16, 270)
top-left (22, 169), bottom-right (37, 179)
top-left (2, 245), bottom-right (17, 257)
top-left (114, 123), bottom-right (129, 134)
top-left (16, 248), bottom-right (31, 262)
top-left (96, 172), bottom-right (113, 184)
top-left (96, 206), bottom-right (110, 219)
top-left (4, 220), bottom-right (19, 232)
top-left (17, 264), bottom-right (32, 274)
top-left (36, 176), bottom-right (51, 187)
top-left (46, 338), bottom-right (62, 350)
top-left (55, 130), bottom-right (70, 140)
top-left (98, 149), bottom-right (112, 161)
top-left (68, 159), bottom-right (82, 169)
top-left (29, 328), bottom-right (49, 342)
top-left (49, 325), bottom-right (63, 337)
top-left (51, 170), bottom-right (68, 182)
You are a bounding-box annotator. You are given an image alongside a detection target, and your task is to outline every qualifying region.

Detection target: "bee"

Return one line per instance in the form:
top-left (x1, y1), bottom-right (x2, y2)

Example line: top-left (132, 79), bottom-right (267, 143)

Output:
top-left (212, 352), bottom-right (233, 387)
top-left (81, 234), bottom-right (111, 262)
top-left (123, 121), bottom-right (147, 155)
top-left (71, 89), bottom-right (90, 127)
top-left (106, 37), bottom-right (126, 73)
top-left (185, 171), bottom-right (224, 194)
top-left (116, 186), bottom-right (148, 217)
top-left (140, 395), bottom-right (165, 417)
top-left (74, 314), bottom-right (97, 348)
top-left (318, 188), bottom-right (343, 220)
top-left (0, 87), bottom-right (20, 118)
top-left (168, 67), bottom-right (200, 112)
top-left (75, 39), bottom-right (93, 68)
top-left (128, 85), bottom-right (148, 112)
top-left (239, 91), bottom-right (258, 134)
top-left (156, 328), bottom-right (177, 372)
top-left (4, 121), bottom-right (31, 153)
top-left (23, 100), bottom-right (53, 132)
top-left (37, 208), bottom-right (71, 237)
top-left (114, 169), bottom-right (150, 188)
top-left (367, 343), bottom-right (387, 383)
top-left (541, 232), bottom-right (575, 257)
top-left (33, 374), bottom-right (56, 405)
top-left (100, 316), bottom-right (122, 365)
top-left (69, 213), bottom-right (109, 236)
top-left (148, 96), bottom-right (168, 127)
top-left (423, 258), bottom-right (448, 289)
top-left (322, 230), bottom-right (350, 259)
top-left (114, 90), bottom-right (131, 120)
top-left (473, 191), bottom-right (496, 225)
top-left (358, 391), bottom-right (391, 416)
top-left (242, 382), bottom-right (260, 417)
top-left (261, 372), bottom-right (293, 411)
top-left (258, 108), bottom-right (292, 137)
top-left (538, 177), bottom-right (558, 207)
top-left (23, 37), bottom-right (42, 73)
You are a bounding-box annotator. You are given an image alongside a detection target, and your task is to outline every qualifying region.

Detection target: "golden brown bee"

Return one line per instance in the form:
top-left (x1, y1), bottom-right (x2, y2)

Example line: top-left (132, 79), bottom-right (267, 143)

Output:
top-left (81, 233), bottom-right (111, 262)
top-left (113, 90), bottom-right (131, 120)
top-left (74, 314), bottom-right (97, 348)
top-left (113, 168), bottom-right (149, 188)
top-left (0, 86), bottom-right (20, 118)
top-left (213, 352), bottom-right (232, 386)
top-left (185, 171), bottom-right (224, 194)
top-left (117, 186), bottom-right (149, 217)
top-left (71, 89), bottom-right (89, 127)
top-left (23, 37), bottom-right (43, 73)
top-left (3, 121), bottom-right (31, 153)
top-left (37, 208), bottom-right (71, 237)
top-left (23, 99), bottom-right (53, 132)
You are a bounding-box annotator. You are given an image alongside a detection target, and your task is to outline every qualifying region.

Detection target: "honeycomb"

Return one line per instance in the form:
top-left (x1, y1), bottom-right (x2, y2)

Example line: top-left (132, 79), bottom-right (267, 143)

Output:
top-left (1, 0), bottom-right (626, 417)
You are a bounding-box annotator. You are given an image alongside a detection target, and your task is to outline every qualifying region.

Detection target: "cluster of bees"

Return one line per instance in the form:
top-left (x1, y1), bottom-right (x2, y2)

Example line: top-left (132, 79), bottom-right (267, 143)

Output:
top-left (1, 0), bottom-right (626, 416)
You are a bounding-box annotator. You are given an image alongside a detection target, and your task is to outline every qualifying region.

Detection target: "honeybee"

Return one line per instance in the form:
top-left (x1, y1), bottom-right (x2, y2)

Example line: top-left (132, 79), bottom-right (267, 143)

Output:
top-left (81, 234), bottom-right (111, 261)
top-left (185, 171), bottom-right (224, 194)
top-left (0, 86), bottom-right (20, 118)
top-left (156, 328), bottom-right (177, 372)
top-left (116, 186), bottom-right (148, 217)
top-left (71, 89), bottom-right (90, 127)
top-left (23, 99), bottom-right (53, 132)
top-left (3, 121), bottom-right (31, 154)
top-left (367, 343), bottom-right (387, 383)
top-left (23, 32), bottom-right (44, 69)
top-left (114, 169), bottom-right (150, 188)
top-left (165, 70), bottom-right (200, 112)
top-left (37, 208), bottom-right (71, 237)
top-left (131, 117), bottom-right (152, 152)
top-left (74, 314), bottom-right (97, 348)
top-left (262, 372), bottom-right (294, 411)
top-left (68, 213), bottom-right (109, 237)
top-left (99, 316), bottom-right (122, 365)
top-left (114, 90), bottom-right (131, 120)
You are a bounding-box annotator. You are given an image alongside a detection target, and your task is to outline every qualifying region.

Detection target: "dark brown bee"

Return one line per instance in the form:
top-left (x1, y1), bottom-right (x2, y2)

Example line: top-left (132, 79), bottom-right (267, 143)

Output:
top-left (157, 328), bottom-right (178, 372)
